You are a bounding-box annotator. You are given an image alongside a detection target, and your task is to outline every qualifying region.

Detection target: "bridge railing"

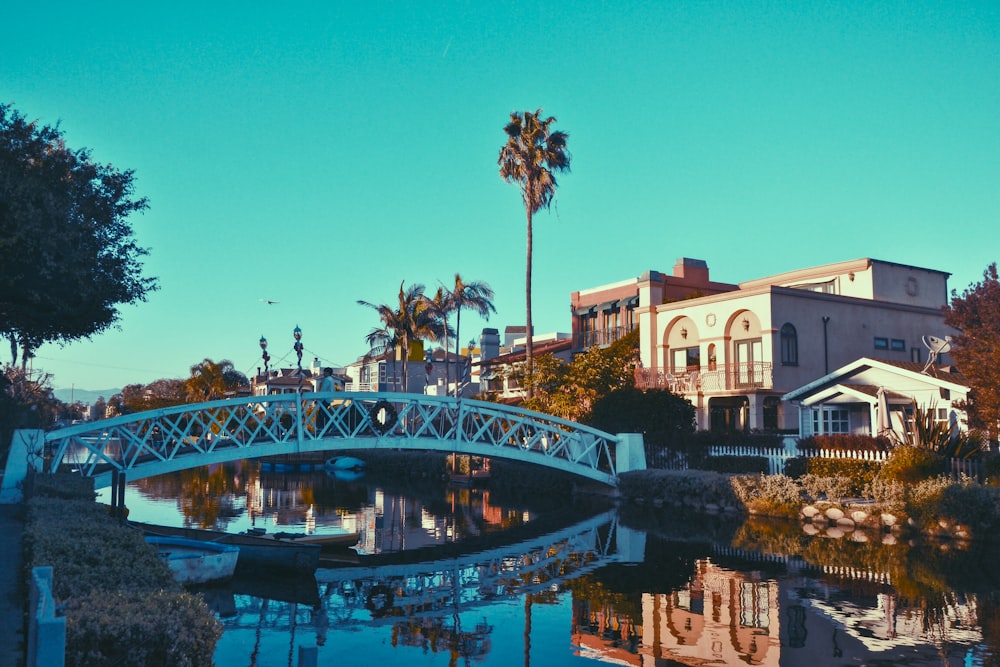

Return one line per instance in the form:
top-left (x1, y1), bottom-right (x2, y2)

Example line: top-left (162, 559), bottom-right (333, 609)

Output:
top-left (45, 393), bottom-right (626, 484)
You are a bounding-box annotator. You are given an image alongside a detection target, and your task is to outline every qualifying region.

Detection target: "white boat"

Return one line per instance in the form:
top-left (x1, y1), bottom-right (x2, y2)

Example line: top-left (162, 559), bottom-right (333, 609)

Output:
top-left (146, 536), bottom-right (240, 584)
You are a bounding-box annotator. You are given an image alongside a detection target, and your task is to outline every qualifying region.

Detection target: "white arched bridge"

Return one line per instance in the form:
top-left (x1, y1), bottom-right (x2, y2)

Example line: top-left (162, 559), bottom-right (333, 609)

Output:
top-left (23, 392), bottom-right (645, 490)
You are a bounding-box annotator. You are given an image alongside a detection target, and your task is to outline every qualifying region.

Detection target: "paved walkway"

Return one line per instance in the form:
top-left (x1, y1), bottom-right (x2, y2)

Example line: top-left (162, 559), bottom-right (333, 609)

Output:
top-left (0, 503), bottom-right (26, 667)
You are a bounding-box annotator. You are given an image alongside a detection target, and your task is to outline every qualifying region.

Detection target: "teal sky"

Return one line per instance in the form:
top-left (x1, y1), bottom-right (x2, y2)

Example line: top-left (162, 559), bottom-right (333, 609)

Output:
top-left (5, 1), bottom-right (999, 394)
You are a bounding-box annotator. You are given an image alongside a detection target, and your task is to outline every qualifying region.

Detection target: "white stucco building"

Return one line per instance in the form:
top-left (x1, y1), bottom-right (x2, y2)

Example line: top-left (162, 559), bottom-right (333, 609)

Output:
top-left (634, 258), bottom-right (957, 432)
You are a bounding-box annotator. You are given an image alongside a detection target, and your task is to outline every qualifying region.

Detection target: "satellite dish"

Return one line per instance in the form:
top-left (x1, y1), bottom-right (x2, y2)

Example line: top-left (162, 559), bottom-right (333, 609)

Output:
top-left (921, 335), bottom-right (953, 374)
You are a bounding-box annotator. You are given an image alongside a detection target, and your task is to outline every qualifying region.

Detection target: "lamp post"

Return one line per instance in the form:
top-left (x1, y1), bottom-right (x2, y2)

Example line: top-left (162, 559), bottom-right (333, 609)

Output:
top-left (293, 325), bottom-right (303, 372)
top-left (259, 336), bottom-right (270, 377)
top-left (259, 335), bottom-right (271, 397)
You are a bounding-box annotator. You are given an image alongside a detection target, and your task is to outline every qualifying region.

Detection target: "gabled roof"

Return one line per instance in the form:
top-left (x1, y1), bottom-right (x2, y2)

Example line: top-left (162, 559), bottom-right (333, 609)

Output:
top-left (782, 357), bottom-right (969, 403)
top-left (481, 338), bottom-right (573, 367)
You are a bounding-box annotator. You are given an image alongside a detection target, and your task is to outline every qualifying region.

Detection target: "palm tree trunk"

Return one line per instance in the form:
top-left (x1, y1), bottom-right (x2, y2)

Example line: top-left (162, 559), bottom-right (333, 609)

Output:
top-left (454, 307), bottom-right (462, 396)
top-left (525, 207), bottom-right (534, 399)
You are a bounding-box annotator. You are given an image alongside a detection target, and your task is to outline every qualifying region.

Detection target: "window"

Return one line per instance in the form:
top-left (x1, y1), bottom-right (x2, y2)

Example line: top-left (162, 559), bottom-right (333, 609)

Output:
top-left (780, 323), bottom-right (798, 366)
top-left (874, 337), bottom-right (889, 350)
top-left (812, 407), bottom-right (849, 434)
top-left (891, 339), bottom-right (905, 351)
top-left (671, 346), bottom-right (700, 372)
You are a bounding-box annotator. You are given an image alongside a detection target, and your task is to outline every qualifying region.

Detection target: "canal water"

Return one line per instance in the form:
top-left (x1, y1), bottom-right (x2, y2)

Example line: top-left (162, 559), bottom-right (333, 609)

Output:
top-left (100, 460), bottom-right (1000, 666)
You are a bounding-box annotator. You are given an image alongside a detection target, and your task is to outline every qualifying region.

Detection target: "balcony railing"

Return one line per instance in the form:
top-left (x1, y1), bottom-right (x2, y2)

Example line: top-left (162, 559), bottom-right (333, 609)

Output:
top-left (575, 324), bottom-right (635, 350)
top-left (635, 362), bottom-right (774, 393)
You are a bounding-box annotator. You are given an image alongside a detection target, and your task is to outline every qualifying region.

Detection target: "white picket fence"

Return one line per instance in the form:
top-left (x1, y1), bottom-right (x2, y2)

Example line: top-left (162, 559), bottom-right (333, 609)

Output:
top-left (651, 439), bottom-right (987, 479)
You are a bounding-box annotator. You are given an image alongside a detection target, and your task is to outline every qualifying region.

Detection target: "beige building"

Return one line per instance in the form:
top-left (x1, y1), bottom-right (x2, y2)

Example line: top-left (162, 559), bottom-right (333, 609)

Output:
top-left (634, 258), bottom-right (956, 432)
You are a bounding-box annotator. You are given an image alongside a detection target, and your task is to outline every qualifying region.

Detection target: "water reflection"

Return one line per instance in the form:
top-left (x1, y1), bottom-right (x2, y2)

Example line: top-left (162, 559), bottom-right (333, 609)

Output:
top-left (111, 463), bottom-right (1000, 666)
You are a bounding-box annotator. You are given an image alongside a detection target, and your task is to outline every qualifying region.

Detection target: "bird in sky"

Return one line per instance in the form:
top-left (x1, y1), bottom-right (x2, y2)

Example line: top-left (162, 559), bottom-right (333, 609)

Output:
top-left (259, 299), bottom-right (280, 305)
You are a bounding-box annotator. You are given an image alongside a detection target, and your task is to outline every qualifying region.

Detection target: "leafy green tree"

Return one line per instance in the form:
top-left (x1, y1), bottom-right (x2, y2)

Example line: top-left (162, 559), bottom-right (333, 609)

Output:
top-left (589, 387), bottom-right (696, 449)
top-left (184, 359), bottom-right (247, 402)
top-left (0, 367), bottom-right (59, 462)
top-left (520, 329), bottom-right (638, 422)
top-left (358, 282), bottom-right (448, 392)
top-left (0, 103), bottom-right (157, 367)
top-left (944, 263), bottom-right (1000, 443)
top-left (499, 109), bottom-right (570, 397)
top-left (112, 378), bottom-right (186, 413)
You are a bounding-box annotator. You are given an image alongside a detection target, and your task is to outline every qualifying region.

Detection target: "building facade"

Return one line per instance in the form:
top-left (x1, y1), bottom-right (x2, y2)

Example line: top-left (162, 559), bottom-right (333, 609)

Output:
top-left (571, 258), bottom-right (737, 354)
top-left (634, 258), bottom-right (956, 432)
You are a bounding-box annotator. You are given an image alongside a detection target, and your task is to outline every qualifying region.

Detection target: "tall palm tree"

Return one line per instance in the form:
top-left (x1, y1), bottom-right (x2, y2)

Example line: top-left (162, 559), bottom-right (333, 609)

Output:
top-left (450, 273), bottom-right (495, 396)
top-left (427, 286), bottom-right (455, 392)
top-left (358, 282), bottom-right (448, 393)
top-left (499, 108), bottom-right (570, 397)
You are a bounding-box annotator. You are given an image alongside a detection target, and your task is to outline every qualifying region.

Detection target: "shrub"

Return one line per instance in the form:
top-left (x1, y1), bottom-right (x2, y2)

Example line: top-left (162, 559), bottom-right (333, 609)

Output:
top-left (797, 434), bottom-right (891, 452)
top-left (730, 474), bottom-right (803, 519)
top-left (797, 474), bottom-right (856, 502)
top-left (865, 477), bottom-right (907, 512)
top-left (25, 493), bottom-right (222, 665)
top-left (982, 453), bottom-right (1000, 487)
top-left (617, 469), bottom-right (741, 508)
top-left (65, 590), bottom-right (221, 667)
top-left (879, 445), bottom-right (945, 484)
top-left (783, 456), bottom-right (808, 479)
top-left (800, 459), bottom-right (879, 496)
top-left (914, 477), bottom-right (1000, 534)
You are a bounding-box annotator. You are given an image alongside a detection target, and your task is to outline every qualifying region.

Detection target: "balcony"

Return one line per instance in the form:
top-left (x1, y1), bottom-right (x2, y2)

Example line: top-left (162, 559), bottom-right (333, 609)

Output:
top-left (574, 325), bottom-right (635, 350)
top-left (635, 362), bottom-right (773, 393)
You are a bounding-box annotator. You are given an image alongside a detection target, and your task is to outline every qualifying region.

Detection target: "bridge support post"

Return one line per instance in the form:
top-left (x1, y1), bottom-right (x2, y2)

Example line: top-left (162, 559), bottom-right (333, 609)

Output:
top-left (615, 433), bottom-right (646, 474)
top-left (1, 429), bottom-right (44, 504)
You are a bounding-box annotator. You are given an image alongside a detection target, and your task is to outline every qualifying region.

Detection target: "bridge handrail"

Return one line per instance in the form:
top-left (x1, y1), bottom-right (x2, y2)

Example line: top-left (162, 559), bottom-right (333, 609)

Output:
top-left (44, 392), bottom-right (630, 486)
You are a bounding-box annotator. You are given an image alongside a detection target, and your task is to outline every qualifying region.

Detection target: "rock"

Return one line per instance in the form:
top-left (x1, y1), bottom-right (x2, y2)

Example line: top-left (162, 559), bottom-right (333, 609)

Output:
top-left (836, 517), bottom-right (856, 529)
top-left (880, 513), bottom-right (897, 527)
top-left (802, 505), bottom-right (821, 519)
top-left (825, 507), bottom-right (845, 521)
top-left (851, 510), bottom-right (869, 524)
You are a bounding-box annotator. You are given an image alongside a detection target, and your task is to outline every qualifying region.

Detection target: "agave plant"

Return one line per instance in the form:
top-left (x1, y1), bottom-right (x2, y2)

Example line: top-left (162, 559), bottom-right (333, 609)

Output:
top-left (891, 400), bottom-right (984, 459)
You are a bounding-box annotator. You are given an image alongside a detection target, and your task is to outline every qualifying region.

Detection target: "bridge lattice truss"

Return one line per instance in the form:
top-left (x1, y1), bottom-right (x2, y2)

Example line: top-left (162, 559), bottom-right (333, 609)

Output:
top-left (223, 511), bottom-right (628, 632)
top-left (45, 392), bottom-right (625, 487)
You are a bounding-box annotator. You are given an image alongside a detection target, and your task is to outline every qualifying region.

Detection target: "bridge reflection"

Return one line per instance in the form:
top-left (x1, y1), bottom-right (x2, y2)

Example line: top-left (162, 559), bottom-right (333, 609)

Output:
top-left (207, 510), bottom-right (640, 637)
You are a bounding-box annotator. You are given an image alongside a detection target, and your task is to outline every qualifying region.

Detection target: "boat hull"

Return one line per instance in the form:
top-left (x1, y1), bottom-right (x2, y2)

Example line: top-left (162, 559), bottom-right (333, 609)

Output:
top-left (146, 536), bottom-right (239, 585)
top-left (133, 522), bottom-right (321, 575)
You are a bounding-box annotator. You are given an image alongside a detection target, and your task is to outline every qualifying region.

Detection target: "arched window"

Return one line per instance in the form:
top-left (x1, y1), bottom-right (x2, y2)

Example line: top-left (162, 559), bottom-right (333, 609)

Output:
top-left (780, 323), bottom-right (798, 366)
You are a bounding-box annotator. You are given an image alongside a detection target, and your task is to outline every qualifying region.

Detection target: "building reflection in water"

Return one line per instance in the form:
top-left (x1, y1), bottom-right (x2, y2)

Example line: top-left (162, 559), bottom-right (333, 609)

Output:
top-left (127, 464), bottom-right (994, 665)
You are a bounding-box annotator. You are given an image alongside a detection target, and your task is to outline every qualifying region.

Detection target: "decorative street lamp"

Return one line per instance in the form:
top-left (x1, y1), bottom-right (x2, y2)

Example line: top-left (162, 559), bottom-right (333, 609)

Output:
top-left (259, 335), bottom-right (270, 377)
top-left (293, 325), bottom-right (304, 394)
top-left (293, 325), bottom-right (304, 373)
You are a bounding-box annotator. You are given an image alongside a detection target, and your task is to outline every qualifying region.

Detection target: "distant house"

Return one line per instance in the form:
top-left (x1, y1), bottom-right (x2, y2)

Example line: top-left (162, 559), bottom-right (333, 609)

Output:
top-left (478, 333), bottom-right (573, 401)
top-left (782, 357), bottom-right (970, 439)
top-left (250, 358), bottom-right (346, 396)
